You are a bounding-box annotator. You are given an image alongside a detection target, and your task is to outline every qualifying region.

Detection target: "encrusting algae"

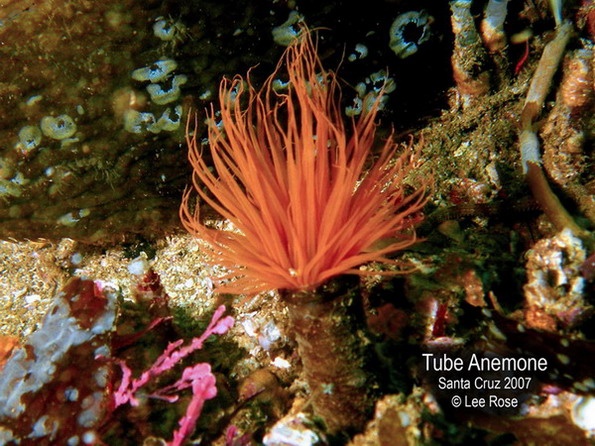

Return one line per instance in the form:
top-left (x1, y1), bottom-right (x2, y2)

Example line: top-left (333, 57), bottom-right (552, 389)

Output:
top-left (180, 29), bottom-right (431, 435)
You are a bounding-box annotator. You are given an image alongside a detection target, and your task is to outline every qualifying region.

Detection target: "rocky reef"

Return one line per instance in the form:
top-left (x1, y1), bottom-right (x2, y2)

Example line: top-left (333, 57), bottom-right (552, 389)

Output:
top-left (0, 0), bottom-right (594, 445)
top-left (0, 0), bottom-right (288, 242)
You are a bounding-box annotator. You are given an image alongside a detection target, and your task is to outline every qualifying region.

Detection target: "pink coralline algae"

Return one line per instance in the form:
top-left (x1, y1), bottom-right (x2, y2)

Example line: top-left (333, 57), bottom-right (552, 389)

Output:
top-left (0, 273), bottom-right (234, 445)
top-left (112, 304), bottom-right (234, 446)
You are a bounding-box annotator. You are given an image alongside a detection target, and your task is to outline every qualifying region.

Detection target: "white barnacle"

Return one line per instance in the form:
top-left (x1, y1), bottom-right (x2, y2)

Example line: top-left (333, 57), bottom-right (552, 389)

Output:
top-left (348, 43), bottom-right (368, 62)
top-left (346, 70), bottom-right (396, 117)
top-left (153, 18), bottom-right (176, 41)
top-left (131, 58), bottom-right (177, 83)
top-left (123, 110), bottom-right (158, 134)
top-left (146, 74), bottom-right (187, 105)
top-left (272, 78), bottom-right (290, 91)
top-left (153, 16), bottom-right (187, 43)
top-left (362, 92), bottom-right (387, 116)
top-left (368, 70), bottom-right (396, 94)
top-left (345, 96), bottom-right (363, 117)
top-left (17, 125), bottom-right (42, 152)
top-left (272, 10), bottom-right (305, 46)
top-left (57, 209), bottom-right (91, 227)
top-left (156, 105), bottom-right (183, 132)
top-left (40, 114), bottom-right (77, 140)
top-left (389, 10), bottom-right (433, 58)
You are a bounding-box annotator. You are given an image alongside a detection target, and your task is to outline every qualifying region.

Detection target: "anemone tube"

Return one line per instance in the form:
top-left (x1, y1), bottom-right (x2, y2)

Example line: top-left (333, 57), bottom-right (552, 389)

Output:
top-left (518, 20), bottom-right (594, 249)
top-left (180, 30), bottom-right (430, 434)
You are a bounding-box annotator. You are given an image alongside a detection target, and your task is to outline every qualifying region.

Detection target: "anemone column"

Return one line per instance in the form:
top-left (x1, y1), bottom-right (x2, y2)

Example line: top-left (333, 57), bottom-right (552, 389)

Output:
top-left (281, 277), bottom-right (375, 434)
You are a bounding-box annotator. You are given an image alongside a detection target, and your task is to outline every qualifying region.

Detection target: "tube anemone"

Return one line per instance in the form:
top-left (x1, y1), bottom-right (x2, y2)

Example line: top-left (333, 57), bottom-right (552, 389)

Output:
top-left (180, 30), bottom-right (430, 434)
